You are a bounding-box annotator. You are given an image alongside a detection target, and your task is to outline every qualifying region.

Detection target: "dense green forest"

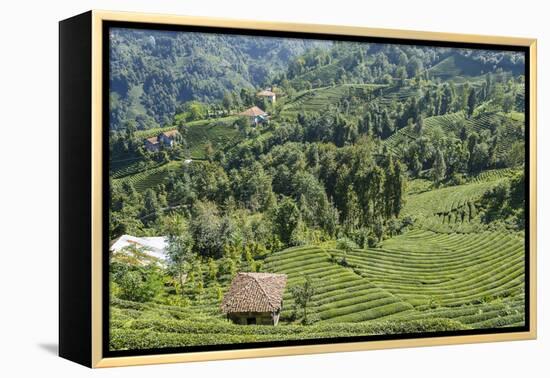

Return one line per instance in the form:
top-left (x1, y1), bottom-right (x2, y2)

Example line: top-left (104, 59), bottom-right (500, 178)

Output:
top-left (109, 28), bottom-right (330, 129)
top-left (108, 30), bottom-right (526, 351)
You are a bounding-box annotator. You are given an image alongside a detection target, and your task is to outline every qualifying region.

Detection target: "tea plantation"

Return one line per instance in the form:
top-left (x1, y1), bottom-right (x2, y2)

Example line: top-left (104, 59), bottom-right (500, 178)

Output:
top-left (110, 168), bottom-right (525, 350)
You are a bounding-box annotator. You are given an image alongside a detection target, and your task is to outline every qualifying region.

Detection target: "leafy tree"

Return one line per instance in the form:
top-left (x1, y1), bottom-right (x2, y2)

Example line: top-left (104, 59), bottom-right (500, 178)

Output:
top-left (407, 56), bottom-right (423, 77)
top-left (177, 120), bottom-right (189, 138)
top-left (164, 215), bottom-right (195, 295)
top-left (290, 275), bottom-right (316, 324)
top-left (381, 109), bottom-right (394, 138)
top-left (191, 201), bottom-right (234, 258)
top-left (433, 148), bottom-right (447, 184)
top-left (470, 142), bottom-right (490, 173)
top-left (411, 153), bottom-right (423, 176)
top-left (336, 237), bottom-right (357, 253)
top-left (485, 73), bottom-right (493, 100)
top-left (343, 185), bottom-right (360, 231)
top-left (505, 141), bottom-right (525, 167)
top-left (503, 93), bottom-right (515, 113)
top-left (141, 189), bottom-right (161, 225)
top-left (509, 171), bottom-right (525, 210)
top-left (336, 237), bottom-right (357, 266)
top-left (398, 52), bottom-right (408, 66)
top-left (467, 88), bottom-right (477, 118)
top-left (396, 66), bottom-right (408, 86)
top-left (215, 284), bottom-right (224, 303)
top-left (124, 120), bottom-right (137, 140)
top-left (222, 92), bottom-right (234, 111)
top-left (440, 84), bottom-right (455, 114)
top-left (182, 101), bottom-right (207, 121)
top-left (461, 83), bottom-right (470, 112)
top-left (218, 256), bottom-right (237, 278)
top-left (236, 116), bottom-right (250, 134)
top-left (114, 266), bottom-right (164, 303)
top-left (231, 162), bottom-right (275, 212)
top-left (204, 141), bottom-right (215, 162)
top-left (414, 115), bottom-right (424, 135)
top-left (272, 196), bottom-right (301, 246)
top-left (389, 158), bottom-right (405, 216)
top-left (479, 172), bottom-right (525, 230)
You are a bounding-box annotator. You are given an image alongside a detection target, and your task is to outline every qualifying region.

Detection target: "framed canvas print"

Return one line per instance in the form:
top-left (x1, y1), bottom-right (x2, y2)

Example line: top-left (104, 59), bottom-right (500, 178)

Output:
top-left (59, 10), bottom-right (537, 368)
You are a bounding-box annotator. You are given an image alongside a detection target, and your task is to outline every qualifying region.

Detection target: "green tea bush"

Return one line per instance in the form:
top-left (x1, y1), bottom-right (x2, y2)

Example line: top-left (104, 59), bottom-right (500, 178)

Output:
top-left (109, 315), bottom-right (469, 351)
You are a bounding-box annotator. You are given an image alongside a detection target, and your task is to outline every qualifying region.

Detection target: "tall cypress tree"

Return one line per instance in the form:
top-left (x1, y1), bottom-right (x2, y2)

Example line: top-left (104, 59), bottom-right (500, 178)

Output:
top-left (467, 88), bottom-right (477, 118)
top-left (392, 159), bottom-right (404, 217)
top-left (433, 148), bottom-right (447, 184)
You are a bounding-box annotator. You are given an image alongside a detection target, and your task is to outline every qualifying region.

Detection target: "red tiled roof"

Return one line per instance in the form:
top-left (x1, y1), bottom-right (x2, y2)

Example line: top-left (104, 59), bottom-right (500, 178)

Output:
top-left (221, 272), bottom-right (287, 313)
top-left (238, 106), bottom-right (267, 117)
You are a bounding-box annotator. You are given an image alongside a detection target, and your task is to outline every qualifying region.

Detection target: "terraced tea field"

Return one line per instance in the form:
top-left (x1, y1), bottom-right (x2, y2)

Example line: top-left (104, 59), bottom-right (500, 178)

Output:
top-left (384, 111), bottom-right (524, 159)
top-left (264, 245), bottom-right (414, 322)
top-left (283, 84), bottom-right (383, 114)
top-left (403, 179), bottom-right (498, 232)
top-left (110, 169), bottom-right (525, 350)
top-left (375, 85), bottom-right (421, 106)
top-left (112, 161), bottom-right (183, 193)
top-left (111, 227), bottom-right (524, 350)
top-left (110, 297), bottom-right (465, 350)
top-left (111, 116), bottom-right (242, 192)
top-left (428, 54), bottom-right (487, 80)
top-left (468, 168), bottom-right (517, 183)
top-left (340, 231), bottom-right (524, 309)
top-left (402, 168), bottom-right (522, 233)
top-left (263, 223), bottom-right (524, 326)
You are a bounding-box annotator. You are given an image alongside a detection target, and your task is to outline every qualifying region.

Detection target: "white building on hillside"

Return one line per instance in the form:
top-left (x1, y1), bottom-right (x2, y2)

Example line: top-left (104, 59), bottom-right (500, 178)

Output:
top-left (110, 235), bottom-right (169, 263)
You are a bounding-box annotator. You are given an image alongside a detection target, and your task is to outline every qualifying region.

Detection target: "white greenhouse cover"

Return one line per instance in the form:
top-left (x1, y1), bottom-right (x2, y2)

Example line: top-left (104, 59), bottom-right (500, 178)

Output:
top-left (110, 234), bottom-right (169, 261)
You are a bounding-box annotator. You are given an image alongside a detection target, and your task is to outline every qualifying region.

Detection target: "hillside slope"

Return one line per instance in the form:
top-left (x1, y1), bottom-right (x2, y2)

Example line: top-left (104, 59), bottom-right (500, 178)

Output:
top-left (110, 28), bottom-right (330, 129)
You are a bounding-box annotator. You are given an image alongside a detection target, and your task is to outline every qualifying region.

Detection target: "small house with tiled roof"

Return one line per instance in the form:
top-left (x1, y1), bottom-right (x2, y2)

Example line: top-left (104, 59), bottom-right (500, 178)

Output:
top-left (144, 129), bottom-right (179, 152)
top-left (221, 272), bottom-right (287, 325)
top-left (144, 136), bottom-right (161, 152)
top-left (159, 129), bottom-right (179, 145)
top-left (238, 106), bottom-right (268, 126)
top-left (257, 89), bottom-right (276, 103)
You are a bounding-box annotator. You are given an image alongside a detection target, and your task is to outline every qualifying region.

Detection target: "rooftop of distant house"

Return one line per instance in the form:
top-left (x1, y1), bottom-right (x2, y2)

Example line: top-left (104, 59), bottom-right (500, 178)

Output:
top-left (238, 106), bottom-right (267, 117)
top-left (161, 129), bottom-right (179, 138)
top-left (257, 89), bottom-right (276, 97)
top-left (144, 129), bottom-right (178, 144)
top-left (146, 136), bottom-right (160, 145)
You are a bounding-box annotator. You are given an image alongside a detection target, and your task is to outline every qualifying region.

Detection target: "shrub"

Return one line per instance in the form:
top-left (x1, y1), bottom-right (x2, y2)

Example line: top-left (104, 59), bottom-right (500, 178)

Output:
top-left (448, 172), bottom-right (466, 186)
top-left (336, 237), bottom-right (358, 253)
top-left (115, 269), bottom-right (164, 303)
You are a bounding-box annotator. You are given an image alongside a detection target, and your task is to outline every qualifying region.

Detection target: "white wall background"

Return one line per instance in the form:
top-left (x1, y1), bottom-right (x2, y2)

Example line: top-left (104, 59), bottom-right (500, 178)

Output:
top-left (0, 0), bottom-right (546, 376)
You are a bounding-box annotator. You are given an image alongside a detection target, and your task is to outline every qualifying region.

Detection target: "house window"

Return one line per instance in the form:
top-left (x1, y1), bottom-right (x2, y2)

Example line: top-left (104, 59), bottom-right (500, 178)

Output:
top-left (246, 317), bottom-right (256, 325)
